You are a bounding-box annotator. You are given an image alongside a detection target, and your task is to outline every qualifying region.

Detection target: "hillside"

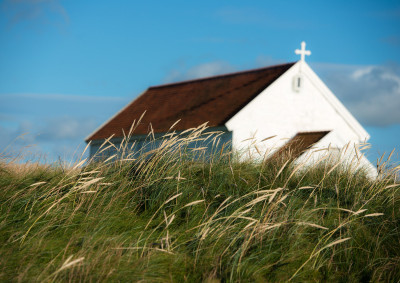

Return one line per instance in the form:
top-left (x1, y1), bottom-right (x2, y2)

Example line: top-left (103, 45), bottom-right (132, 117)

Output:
top-left (1, 128), bottom-right (399, 282)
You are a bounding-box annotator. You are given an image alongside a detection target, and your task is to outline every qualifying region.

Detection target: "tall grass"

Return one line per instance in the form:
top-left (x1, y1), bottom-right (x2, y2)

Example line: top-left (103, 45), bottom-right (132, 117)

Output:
top-left (0, 125), bottom-right (399, 282)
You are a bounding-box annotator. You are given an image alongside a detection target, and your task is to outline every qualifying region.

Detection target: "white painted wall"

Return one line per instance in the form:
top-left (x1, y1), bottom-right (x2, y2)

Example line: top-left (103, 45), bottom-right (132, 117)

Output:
top-left (225, 61), bottom-right (377, 176)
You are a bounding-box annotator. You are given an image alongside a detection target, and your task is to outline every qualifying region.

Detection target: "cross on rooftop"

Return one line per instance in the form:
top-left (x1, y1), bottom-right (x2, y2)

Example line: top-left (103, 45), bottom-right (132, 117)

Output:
top-left (295, 41), bottom-right (311, 62)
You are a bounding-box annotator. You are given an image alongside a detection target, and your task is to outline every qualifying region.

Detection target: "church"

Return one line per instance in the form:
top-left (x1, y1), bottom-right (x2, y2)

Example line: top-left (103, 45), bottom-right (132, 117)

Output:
top-left (85, 42), bottom-right (376, 175)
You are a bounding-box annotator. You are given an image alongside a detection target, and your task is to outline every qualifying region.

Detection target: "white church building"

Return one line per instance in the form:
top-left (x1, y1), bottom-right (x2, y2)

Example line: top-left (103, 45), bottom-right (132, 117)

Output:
top-left (86, 42), bottom-right (376, 175)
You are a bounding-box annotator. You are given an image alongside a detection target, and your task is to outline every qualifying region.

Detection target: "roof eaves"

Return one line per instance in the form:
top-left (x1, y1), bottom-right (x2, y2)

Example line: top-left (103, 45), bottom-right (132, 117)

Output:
top-left (85, 89), bottom-right (149, 142)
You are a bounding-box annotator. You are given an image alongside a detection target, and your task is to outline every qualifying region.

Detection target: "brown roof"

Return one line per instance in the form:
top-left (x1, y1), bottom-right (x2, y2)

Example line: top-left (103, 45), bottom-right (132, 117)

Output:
top-left (269, 131), bottom-right (330, 161)
top-left (86, 62), bottom-right (295, 141)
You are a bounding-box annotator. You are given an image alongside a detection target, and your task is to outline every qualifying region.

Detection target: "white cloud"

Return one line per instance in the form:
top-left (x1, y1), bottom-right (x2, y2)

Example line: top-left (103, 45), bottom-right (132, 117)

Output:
top-left (1, 0), bottom-right (69, 30)
top-left (314, 62), bottom-right (400, 127)
top-left (0, 116), bottom-right (96, 163)
top-left (0, 91), bottom-right (129, 162)
top-left (351, 66), bottom-right (374, 80)
top-left (0, 120), bottom-right (37, 159)
top-left (164, 55), bottom-right (292, 84)
top-left (255, 55), bottom-right (285, 67)
top-left (164, 61), bottom-right (237, 83)
top-left (0, 116), bottom-right (96, 147)
top-left (36, 116), bottom-right (98, 141)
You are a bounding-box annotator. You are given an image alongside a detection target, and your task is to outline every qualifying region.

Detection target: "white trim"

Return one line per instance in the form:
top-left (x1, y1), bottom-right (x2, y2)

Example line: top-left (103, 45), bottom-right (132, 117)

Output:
top-left (88, 62), bottom-right (370, 146)
top-left (299, 61), bottom-right (370, 141)
top-left (85, 89), bottom-right (149, 142)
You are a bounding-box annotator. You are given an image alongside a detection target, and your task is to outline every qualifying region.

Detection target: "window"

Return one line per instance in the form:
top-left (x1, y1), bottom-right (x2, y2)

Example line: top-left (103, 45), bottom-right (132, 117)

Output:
top-left (293, 74), bottom-right (303, 92)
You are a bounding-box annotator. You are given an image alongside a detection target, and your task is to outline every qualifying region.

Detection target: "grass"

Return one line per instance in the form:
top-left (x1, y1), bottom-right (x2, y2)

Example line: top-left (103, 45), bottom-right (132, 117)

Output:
top-left (0, 125), bottom-right (399, 282)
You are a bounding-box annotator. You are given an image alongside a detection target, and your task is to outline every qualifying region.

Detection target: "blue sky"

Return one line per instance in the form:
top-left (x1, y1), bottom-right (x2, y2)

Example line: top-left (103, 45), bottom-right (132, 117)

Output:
top-left (1, 0), bottom-right (399, 166)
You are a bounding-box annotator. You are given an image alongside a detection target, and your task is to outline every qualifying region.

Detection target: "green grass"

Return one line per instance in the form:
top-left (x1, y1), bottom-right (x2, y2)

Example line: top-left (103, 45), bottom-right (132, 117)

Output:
top-left (1, 127), bottom-right (399, 282)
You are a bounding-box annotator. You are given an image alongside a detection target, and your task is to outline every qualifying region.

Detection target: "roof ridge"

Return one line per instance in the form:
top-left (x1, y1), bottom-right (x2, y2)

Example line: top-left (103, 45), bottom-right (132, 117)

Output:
top-left (150, 74), bottom-right (268, 125)
top-left (149, 62), bottom-right (295, 89)
top-left (87, 61), bottom-right (296, 140)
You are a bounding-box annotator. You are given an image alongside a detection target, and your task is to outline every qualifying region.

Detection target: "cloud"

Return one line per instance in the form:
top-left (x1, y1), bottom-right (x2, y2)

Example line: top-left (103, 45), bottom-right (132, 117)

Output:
top-left (164, 61), bottom-right (237, 83)
top-left (0, 92), bottom-right (129, 162)
top-left (0, 116), bottom-right (96, 162)
top-left (164, 60), bottom-right (400, 127)
top-left (0, 113), bottom-right (15, 121)
top-left (163, 54), bottom-right (292, 84)
top-left (314, 62), bottom-right (400, 127)
top-left (255, 55), bottom-right (285, 67)
top-left (1, 0), bottom-right (69, 30)
top-left (0, 120), bottom-right (38, 159)
top-left (36, 116), bottom-right (98, 142)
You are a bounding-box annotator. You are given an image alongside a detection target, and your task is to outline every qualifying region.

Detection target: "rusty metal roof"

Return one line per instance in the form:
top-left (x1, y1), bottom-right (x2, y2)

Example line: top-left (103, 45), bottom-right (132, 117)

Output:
top-left (86, 62), bottom-right (295, 141)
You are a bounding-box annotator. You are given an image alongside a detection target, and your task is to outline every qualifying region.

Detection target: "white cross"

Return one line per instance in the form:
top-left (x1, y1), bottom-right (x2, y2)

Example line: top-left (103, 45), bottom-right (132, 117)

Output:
top-left (295, 41), bottom-right (311, 62)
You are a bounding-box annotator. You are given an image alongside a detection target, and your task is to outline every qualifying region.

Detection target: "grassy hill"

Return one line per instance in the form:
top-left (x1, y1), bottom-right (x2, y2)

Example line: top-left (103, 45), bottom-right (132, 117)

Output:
top-left (1, 128), bottom-right (399, 282)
